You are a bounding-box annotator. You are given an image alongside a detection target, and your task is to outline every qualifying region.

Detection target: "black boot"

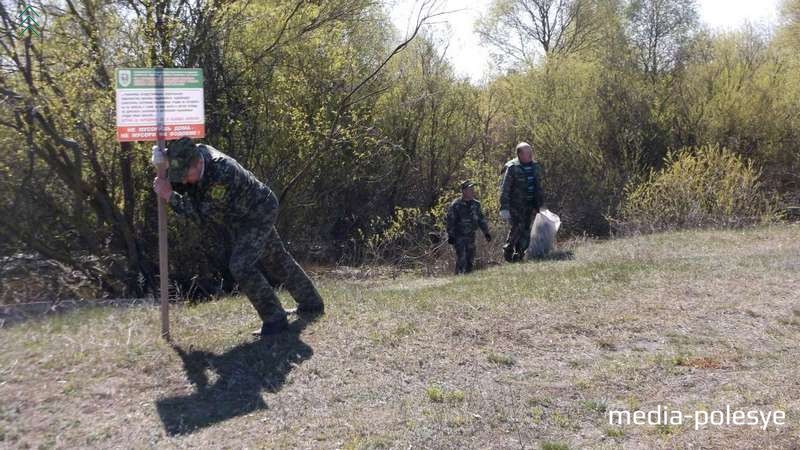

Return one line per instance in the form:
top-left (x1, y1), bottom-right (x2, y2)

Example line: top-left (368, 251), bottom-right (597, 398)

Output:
top-left (252, 314), bottom-right (289, 337)
top-left (289, 303), bottom-right (325, 320)
top-left (503, 243), bottom-right (514, 262)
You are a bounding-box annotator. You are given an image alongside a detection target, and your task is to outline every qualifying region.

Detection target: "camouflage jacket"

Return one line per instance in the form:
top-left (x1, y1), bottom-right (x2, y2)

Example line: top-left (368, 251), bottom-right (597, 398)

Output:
top-left (499, 158), bottom-right (543, 212)
top-left (446, 198), bottom-right (490, 239)
top-left (168, 144), bottom-right (276, 225)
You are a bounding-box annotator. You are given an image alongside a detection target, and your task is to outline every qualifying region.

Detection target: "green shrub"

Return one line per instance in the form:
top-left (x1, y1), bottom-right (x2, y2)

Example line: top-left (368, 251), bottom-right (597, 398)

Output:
top-left (615, 145), bottom-right (774, 233)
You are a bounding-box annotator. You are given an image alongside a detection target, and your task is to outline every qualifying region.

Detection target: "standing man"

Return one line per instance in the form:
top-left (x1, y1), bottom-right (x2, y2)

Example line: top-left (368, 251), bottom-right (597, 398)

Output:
top-left (152, 137), bottom-right (324, 337)
top-left (499, 142), bottom-right (544, 262)
top-left (446, 180), bottom-right (492, 274)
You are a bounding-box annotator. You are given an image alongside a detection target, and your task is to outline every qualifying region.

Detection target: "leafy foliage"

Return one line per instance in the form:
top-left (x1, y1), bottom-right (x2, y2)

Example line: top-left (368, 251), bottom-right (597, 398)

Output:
top-left (616, 145), bottom-right (774, 233)
top-left (1, 0), bottom-right (798, 300)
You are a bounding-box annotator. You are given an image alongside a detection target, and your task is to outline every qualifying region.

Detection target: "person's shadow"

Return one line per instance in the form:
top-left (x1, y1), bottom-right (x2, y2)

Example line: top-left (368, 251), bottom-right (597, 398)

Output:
top-left (156, 318), bottom-right (314, 435)
top-left (530, 249), bottom-right (575, 261)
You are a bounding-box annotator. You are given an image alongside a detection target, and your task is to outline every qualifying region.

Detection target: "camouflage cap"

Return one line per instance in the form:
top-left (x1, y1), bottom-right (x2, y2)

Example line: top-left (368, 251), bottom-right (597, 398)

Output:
top-left (166, 137), bottom-right (199, 183)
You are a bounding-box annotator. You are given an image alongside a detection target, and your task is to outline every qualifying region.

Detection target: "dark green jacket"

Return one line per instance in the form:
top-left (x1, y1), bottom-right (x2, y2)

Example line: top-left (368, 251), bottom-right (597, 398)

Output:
top-left (446, 198), bottom-right (490, 239)
top-left (500, 158), bottom-right (543, 212)
top-left (168, 144), bottom-right (275, 224)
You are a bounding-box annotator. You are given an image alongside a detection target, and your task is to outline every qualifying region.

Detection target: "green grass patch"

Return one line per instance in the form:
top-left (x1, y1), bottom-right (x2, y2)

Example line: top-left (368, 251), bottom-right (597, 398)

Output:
top-left (426, 385), bottom-right (465, 404)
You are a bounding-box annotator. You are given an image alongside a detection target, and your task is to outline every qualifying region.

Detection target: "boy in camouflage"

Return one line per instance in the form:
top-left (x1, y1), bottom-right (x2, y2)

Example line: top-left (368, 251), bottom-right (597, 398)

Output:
top-left (445, 181), bottom-right (492, 274)
top-left (153, 137), bottom-right (324, 337)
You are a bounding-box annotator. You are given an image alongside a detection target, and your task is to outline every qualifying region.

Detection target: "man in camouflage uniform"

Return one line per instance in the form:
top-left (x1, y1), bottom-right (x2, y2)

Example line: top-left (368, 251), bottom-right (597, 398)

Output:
top-left (446, 180), bottom-right (492, 274)
top-left (152, 137), bottom-right (324, 337)
top-left (499, 142), bottom-right (544, 262)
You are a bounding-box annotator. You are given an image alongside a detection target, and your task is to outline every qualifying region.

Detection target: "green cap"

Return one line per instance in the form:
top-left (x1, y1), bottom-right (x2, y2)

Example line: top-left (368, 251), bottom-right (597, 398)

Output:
top-left (166, 137), bottom-right (199, 183)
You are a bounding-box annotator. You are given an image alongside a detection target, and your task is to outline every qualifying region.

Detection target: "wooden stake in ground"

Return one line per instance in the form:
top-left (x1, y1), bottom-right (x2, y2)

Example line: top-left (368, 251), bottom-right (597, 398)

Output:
top-left (154, 140), bottom-right (170, 340)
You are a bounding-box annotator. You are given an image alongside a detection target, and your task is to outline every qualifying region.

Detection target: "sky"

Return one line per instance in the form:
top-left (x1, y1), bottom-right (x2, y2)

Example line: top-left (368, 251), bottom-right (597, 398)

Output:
top-left (387, 0), bottom-right (784, 82)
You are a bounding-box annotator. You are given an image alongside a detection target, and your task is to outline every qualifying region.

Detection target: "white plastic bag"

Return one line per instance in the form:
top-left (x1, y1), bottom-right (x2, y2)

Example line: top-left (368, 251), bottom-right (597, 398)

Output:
top-left (527, 208), bottom-right (561, 258)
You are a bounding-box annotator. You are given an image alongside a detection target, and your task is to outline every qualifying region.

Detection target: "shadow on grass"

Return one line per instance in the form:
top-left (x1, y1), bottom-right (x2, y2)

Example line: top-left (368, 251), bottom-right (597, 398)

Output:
top-left (529, 250), bottom-right (575, 262)
top-left (156, 318), bottom-right (315, 435)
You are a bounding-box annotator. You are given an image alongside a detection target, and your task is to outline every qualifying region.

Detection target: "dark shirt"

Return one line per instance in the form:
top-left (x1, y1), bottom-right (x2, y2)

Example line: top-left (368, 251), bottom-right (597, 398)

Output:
top-left (446, 198), bottom-right (490, 238)
top-left (168, 144), bottom-right (275, 226)
top-left (500, 158), bottom-right (543, 212)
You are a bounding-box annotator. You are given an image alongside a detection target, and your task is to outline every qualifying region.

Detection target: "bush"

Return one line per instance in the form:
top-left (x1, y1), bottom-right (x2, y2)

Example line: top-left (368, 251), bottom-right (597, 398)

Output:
top-left (358, 207), bottom-right (434, 262)
top-left (614, 145), bottom-right (774, 233)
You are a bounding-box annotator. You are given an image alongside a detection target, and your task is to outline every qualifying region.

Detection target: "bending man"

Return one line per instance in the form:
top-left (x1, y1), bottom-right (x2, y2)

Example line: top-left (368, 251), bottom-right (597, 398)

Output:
top-left (152, 137), bottom-right (324, 337)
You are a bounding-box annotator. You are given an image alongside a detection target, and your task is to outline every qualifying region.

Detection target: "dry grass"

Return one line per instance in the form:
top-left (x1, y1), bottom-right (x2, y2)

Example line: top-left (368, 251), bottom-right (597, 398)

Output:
top-left (1, 224), bottom-right (799, 449)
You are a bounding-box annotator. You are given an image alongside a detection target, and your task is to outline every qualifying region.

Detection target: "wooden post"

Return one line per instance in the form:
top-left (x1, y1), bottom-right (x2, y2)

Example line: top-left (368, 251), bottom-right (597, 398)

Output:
top-left (155, 67), bottom-right (170, 341)
top-left (156, 141), bottom-right (170, 340)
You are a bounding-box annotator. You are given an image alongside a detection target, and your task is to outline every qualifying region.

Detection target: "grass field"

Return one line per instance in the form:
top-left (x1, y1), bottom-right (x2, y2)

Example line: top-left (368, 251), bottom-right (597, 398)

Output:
top-left (1, 224), bottom-right (799, 449)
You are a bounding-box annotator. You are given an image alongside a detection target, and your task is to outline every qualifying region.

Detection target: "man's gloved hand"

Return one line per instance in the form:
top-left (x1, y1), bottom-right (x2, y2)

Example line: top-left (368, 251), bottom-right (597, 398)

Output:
top-left (447, 235), bottom-right (455, 245)
top-left (499, 210), bottom-right (511, 222)
top-left (153, 176), bottom-right (172, 201)
top-left (485, 233), bottom-right (492, 242)
top-left (151, 145), bottom-right (167, 168)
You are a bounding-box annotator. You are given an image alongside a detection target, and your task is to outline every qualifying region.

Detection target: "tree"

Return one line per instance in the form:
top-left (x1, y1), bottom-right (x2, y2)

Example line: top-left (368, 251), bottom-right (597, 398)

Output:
top-left (0, 0), bottom-right (451, 296)
top-left (625, 0), bottom-right (699, 78)
top-left (779, 0), bottom-right (800, 48)
top-left (477, 0), bottom-right (604, 66)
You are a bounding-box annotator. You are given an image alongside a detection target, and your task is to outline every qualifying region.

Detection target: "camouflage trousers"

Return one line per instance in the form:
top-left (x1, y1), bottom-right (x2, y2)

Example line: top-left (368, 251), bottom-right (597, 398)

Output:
top-left (503, 207), bottom-right (537, 262)
top-left (453, 236), bottom-right (476, 274)
top-left (228, 193), bottom-right (323, 323)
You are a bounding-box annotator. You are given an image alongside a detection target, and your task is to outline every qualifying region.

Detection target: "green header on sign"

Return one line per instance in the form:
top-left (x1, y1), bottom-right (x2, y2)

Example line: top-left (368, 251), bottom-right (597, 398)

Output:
top-left (116, 68), bottom-right (203, 89)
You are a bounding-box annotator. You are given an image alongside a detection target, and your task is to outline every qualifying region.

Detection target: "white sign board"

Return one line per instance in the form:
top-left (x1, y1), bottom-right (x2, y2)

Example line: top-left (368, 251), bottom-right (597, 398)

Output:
top-left (115, 68), bottom-right (205, 142)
